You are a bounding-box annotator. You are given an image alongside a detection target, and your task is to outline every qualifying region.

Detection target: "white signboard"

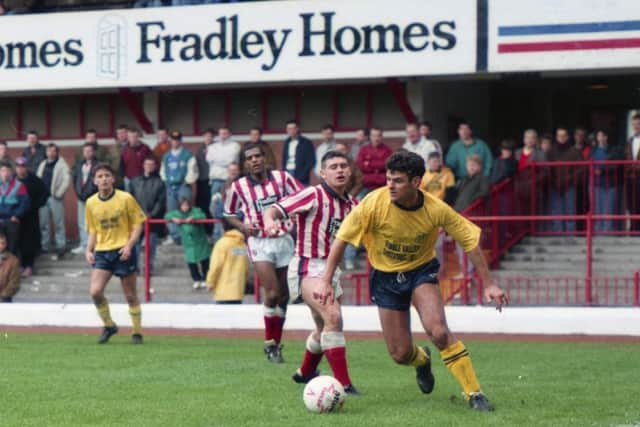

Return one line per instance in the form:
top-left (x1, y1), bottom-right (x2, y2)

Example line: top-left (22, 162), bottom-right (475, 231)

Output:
top-left (0, 0), bottom-right (476, 92)
top-left (488, 0), bottom-right (640, 72)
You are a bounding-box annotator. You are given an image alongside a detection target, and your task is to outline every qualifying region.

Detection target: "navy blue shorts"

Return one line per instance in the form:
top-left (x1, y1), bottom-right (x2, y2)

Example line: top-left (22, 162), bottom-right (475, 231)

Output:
top-left (93, 247), bottom-right (138, 278)
top-left (369, 258), bottom-right (440, 311)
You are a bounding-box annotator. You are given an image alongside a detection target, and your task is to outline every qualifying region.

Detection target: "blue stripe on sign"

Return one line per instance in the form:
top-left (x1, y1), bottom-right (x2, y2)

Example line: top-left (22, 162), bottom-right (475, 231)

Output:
top-left (499, 20), bottom-right (640, 36)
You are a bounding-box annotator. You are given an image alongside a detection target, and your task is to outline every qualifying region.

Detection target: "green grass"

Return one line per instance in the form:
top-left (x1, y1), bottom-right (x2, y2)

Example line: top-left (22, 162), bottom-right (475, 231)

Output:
top-left (1, 332), bottom-right (639, 427)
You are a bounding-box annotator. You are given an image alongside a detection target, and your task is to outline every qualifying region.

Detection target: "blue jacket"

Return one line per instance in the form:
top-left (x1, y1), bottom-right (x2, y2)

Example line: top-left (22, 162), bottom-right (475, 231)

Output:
top-left (282, 135), bottom-right (315, 186)
top-left (0, 177), bottom-right (31, 219)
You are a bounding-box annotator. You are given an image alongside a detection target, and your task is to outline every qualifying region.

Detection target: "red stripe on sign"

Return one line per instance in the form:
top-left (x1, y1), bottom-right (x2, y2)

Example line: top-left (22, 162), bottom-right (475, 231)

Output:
top-left (498, 37), bottom-right (640, 53)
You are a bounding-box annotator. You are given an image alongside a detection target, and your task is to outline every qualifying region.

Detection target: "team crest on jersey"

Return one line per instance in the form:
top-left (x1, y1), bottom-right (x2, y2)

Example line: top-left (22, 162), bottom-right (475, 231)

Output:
top-left (328, 218), bottom-right (343, 237)
top-left (255, 195), bottom-right (278, 213)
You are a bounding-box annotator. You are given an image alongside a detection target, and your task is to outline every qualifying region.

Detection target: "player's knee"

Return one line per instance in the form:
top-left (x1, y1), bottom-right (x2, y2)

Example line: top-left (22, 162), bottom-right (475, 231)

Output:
top-left (429, 325), bottom-right (452, 350)
top-left (322, 307), bottom-right (342, 330)
top-left (90, 288), bottom-right (104, 302)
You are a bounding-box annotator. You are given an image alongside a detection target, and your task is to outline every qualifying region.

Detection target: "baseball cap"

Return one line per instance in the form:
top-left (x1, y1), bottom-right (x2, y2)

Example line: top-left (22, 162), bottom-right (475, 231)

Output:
top-left (15, 156), bottom-right (27, 166)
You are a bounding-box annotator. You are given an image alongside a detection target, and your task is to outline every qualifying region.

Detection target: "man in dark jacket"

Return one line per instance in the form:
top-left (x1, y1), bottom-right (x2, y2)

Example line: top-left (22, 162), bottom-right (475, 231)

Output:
top-left (15, 157), bottom-right (49, 277)
top-left (490, 139), bottom-right (517, 185)
top-left (0, 162), bottom-right (30, 254)
top-left (71, 143), bottom-right (99, 255)
top-left (195, 128), bottom-right (214, 234)
top-left (21, 130), bottom-right (46, 173)
top-left (130, 156), bottom-right (166, 273)
top-left (282, 119), bottom-right (315, 186)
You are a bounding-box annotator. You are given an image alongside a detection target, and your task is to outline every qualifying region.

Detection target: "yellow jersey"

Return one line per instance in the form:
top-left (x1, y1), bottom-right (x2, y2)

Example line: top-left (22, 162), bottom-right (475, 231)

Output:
top-left (206, 229), bottom-right (249, 302)
top-left (420, 167), bottom-right (455, 200)
top-left (85, 190), bottom-right (146, 251)
top-left (336, 188), bottom-right (480, 272)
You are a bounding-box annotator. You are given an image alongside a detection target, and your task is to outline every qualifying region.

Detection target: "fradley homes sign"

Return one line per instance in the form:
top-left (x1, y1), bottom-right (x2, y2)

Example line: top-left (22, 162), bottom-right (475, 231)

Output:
top-left (488, 0), bottom-right (640, 72)
top-left (0, 0), bottom-right (476, 92)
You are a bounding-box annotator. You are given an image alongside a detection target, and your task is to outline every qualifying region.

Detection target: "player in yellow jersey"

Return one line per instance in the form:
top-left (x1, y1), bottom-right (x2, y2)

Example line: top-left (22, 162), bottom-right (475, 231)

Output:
top-left (319, 151), bottom-right (508, 411)
top-left (84, 164), bottom-right (146, 344)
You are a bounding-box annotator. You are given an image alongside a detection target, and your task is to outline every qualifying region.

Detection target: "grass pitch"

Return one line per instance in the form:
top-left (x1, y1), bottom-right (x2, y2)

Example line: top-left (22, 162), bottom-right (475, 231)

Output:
top-left (1, 332), bottom-right (638, 427)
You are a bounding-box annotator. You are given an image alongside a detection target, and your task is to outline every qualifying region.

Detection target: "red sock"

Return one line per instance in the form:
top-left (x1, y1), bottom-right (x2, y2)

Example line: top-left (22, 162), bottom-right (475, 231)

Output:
top-left (272, 316), bottom-right (285, 344)
top-left (263, 316), bottom-right (278, 342)
top-left (300, 350), bottom-right (323, 377)
top-left (324, 347), bottom-right (352, 386)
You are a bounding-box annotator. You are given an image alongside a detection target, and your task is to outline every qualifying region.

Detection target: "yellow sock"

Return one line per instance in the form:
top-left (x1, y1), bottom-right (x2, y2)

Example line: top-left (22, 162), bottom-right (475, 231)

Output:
top-left (408, 345), bottom-right (429, 367)
top-left (129, 306), bottom-right (142, 335)
top-left (441, 341), bottom-right (481, 397)
top-left (96, 301), bottom-right (114, 327)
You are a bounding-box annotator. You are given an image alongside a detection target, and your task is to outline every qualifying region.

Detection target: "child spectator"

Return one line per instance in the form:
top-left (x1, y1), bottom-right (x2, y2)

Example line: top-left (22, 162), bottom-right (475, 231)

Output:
top-left (0, 232), bottom-right (21, 303)
top-left (420, 152), bottom-right (455, 200)
top-left (453, 155), bottom-right (490, 212)
top-left (490, 139), bottom-right (517, 185)
top-left (206, 220), bottom-right (248, 304)
top-left (165, 198), bottom-right (211, 290)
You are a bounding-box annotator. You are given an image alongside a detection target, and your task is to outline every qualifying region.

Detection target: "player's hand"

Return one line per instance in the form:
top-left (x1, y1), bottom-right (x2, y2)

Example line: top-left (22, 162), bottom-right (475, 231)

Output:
top-left (263, 217), bottom-right (280, 237)
top-left (85, 250), bottom-right (95, 265)
top-left (119, 245), bottom-right (132, 261)
top-left (313, 279), bottom-right (335, 306)
top-left (484, 283), bottom-right (508, 312)
top-left (243, 222), bottom-right (261, 237)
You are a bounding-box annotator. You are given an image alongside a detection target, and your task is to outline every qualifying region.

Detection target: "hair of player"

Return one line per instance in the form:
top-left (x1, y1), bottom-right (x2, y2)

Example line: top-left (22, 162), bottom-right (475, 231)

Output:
top-left (385, 151), bottom-right (425, 180)
top-left (243, 142), bottom-right (265, 156)
top-left (321, 150), bottom-right (349, 168)
top-left (92, 162), bottom-right (115, 176)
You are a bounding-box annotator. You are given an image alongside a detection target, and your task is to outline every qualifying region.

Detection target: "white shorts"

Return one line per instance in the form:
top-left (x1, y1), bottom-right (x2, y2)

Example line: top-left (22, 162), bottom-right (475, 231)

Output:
top-left (287, 256), bottom-right (343, 304)
top-left (247, 234), bottom-right (294, 269)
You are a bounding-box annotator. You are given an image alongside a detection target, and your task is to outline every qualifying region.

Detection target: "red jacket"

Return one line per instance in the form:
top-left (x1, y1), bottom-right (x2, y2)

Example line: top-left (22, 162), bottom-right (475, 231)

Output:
top-left (121, 143), bottom-right (152, 179)
top-left (357, 143), bottom-right (393, 190)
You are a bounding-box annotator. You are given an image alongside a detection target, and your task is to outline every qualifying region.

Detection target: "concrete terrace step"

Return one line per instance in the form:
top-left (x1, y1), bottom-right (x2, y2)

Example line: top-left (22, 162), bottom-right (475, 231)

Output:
top-left (520, 236), bottom-right (640, 246)
top-left (503, 253), bottom-right (638, 263)
top-left (497, 261), bottom-right (637, 273)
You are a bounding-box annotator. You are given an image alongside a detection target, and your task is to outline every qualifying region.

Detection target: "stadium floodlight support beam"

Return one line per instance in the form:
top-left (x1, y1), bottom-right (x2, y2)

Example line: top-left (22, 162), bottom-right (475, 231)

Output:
top-left (118, 88), bottom-right (154, 134)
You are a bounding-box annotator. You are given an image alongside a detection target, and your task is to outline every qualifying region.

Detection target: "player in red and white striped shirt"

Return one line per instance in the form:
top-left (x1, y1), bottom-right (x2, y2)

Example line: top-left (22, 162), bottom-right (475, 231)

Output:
top-left (224, 143), bottom-right (303, 363)
top-left (264, 151), bottom-right (359, 395)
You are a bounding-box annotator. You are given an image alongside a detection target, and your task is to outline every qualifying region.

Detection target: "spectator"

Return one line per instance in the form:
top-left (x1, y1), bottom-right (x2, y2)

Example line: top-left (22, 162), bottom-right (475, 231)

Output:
top-left (0, 233), bottom-right (21, 303)
top-left (419, 121), bottom-right (434, 139)
top-left (121, 127), bottom-right (152, 191)
top-left (74, 129), bottom-right (110, 166)
top-left (453, 155), bottom-right (490, 213)
top-left (592, 129), bottom-right (623, 232)
top-left (351, 127), bottom-right (369, 160)
top-left (195, 128), bottom-right (214, 234)
top-left (0, 141), bottom-right (14, 169)
top-left (314, 124), bottom-right (337, 177)
top-left (152, 127), bottom-right (171, 162)
top-left (165, 198), bottom-right (211, 290)
top-left (334, 141), bottom-right (363, 197)
top-left (625, 114), bottom-right (640, 231)
top-left (540, 133), bottom-right (553, 159)
top-left (0, 162), bottom-right (30, 254)
top-left (490, 139), bottom-right (517, 185)
top-left (205, 220), bottom-right (248, 304)
top-left (574, 126), bottom-right (591, 159)
top-left (161, 131), bottom-right (198, 245)
top-left (15, 157), bottom-right (48, 278)
top-left (21, 130), bottom-right (46, 173)
top-left (206, 126), bottom-right (240, 216)
top-left (446, 121), bottom-right (493, 179)
top-left (106, 124), bottom-right (129, 190)
top-left (131, 156), bottom-right (166, 273)
top-left (70, 143), bottom-right (99, 255)
top-left (240, 127), bottom-right (276, 174)
top-left (356, 126), bottom-right (392, 195)
top-left (210, 162), bottom-right (241, 232)
top-left (420, 152), bottom-right (455, 201)
top-left (403, 122), bottom-right (442, 166)
top-left (547, 126), bottom-right (583, 232)
top-left (37, 143), bottom-right (70, 259)
top-left (282, 119), bottom-right (315, 186)
top-left (515, 129), bottom-right (545, 171)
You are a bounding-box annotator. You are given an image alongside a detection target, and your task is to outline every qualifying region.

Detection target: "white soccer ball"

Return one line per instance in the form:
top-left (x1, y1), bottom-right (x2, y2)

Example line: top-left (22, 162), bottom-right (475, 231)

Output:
top-left (302, 375), bottom-right (345, 413)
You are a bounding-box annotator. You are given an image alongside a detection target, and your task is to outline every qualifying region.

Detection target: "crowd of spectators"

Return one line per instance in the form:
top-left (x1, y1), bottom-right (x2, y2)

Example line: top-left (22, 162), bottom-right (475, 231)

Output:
top-left (0, 114), bottom-right (639, 303)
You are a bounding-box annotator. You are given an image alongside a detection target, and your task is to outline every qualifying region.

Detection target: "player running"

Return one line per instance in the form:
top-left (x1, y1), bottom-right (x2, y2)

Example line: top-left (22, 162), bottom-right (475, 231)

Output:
top-left (224, 143), bottom-right (303, 363)
top-left (263, 150), bottom-right (359, 395)
top-left (318, 151), bottom-right (508, 411)
top-left (85, 163), bottom-right (146, 344)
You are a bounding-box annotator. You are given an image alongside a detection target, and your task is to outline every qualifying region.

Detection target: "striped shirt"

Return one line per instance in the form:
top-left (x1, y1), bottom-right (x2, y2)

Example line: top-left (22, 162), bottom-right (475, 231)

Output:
top-left (224, 170), bottom-right (302, 238)
top-left (275, 183), bottom-right (358, 259)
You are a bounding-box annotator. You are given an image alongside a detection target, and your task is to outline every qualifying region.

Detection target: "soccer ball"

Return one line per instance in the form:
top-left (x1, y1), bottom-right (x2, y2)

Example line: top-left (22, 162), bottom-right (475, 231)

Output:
top-left (302, 375), bottom-right (345, 413)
